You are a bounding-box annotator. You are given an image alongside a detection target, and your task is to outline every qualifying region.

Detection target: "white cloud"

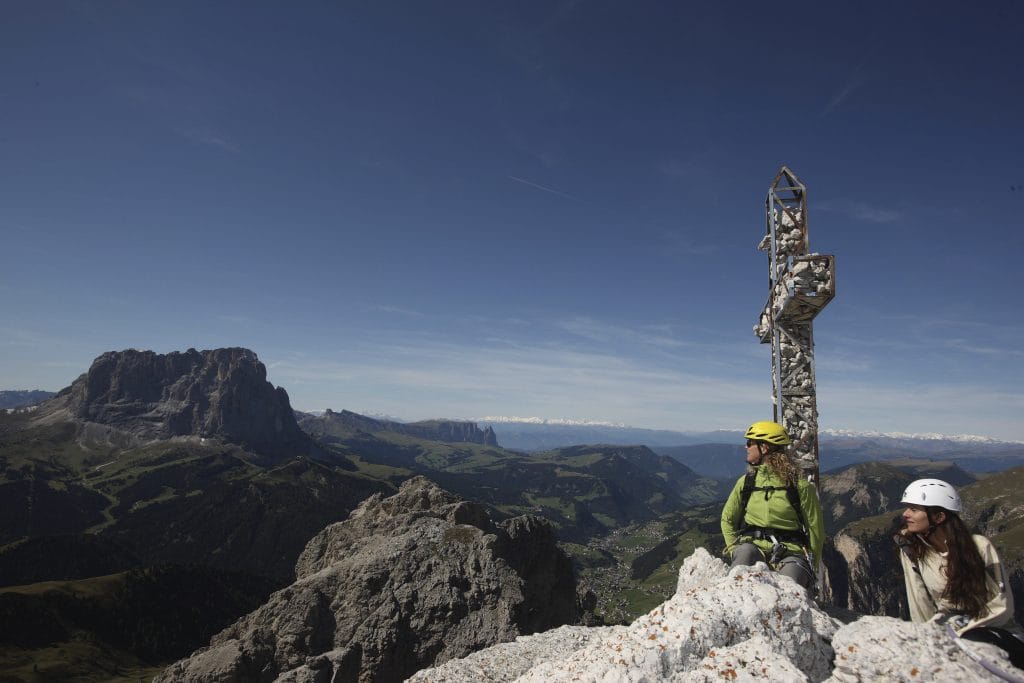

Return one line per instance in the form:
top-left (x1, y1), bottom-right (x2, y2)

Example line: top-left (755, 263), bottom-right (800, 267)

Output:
top-left (817, 379), bottom-right (1023, 441)
top-left (267, 335), bottom-right (765, 431)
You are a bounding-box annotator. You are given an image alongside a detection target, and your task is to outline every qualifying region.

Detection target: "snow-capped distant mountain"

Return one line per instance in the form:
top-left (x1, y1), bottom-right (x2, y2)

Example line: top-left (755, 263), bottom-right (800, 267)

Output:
top-left (477, 415), bottom-right (627, 428)
top-left (820, 429), bottom-right (1020, 445)
top-left (475, 419), bottom-right (1024, 475)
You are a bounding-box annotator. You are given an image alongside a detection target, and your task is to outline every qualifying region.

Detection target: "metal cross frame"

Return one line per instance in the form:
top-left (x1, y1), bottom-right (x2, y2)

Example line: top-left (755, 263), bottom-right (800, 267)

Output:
top-left (754, 167), bottom-right (835, 485)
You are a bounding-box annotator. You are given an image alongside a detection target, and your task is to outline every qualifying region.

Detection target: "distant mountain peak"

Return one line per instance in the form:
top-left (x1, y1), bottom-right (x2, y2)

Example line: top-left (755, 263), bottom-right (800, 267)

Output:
top-left (33, 347), bottom-right (310, 457)
top-left (0, 389), bottom-right (56, 410)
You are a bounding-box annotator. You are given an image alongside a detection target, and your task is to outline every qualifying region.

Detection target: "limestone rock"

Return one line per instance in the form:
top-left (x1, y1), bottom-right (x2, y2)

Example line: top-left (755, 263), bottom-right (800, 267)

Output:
top-left (829, 616), bottom-right (1016, 682)
top-left (410, 548), bottom-right (1020, 682)
top-left (155, 477), bottom-right (578, 682)
top-left (410, 548), bottom-right (834, 682)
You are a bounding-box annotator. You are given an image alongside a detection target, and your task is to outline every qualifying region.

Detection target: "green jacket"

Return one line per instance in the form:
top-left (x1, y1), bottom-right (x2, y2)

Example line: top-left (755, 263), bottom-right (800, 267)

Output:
top-left (720, 466), bottom-right (825, 567)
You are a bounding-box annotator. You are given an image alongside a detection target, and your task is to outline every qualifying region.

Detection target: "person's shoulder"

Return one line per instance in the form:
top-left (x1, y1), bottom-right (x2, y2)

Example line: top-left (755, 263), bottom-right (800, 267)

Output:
top-left (736, 468), bottom-right (757, 483)
top-left (726, 473), bottom-right (748, 492)
top-left (971, 533), bottom-right (996, 550)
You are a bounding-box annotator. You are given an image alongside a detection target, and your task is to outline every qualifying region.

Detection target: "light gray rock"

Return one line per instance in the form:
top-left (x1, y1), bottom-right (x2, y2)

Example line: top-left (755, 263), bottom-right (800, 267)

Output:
top-left (410, 548), bottom-right (833, 682)
top-left (827, 616), bottom-right (1017, 682)
top-left (155, 476), bottom-right (577, 683)
top-left (410, 548), bottom-right (1022, 683)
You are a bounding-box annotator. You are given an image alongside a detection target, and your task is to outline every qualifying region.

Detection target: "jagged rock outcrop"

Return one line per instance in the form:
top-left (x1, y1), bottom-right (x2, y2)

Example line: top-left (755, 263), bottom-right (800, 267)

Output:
top-left (819, 462), bottom-right (913, 531)
top-left (155, 477), bottom-right (578, 682)
top-left (302, 409), bottom-right (499, 447)
top-left (825, 527), bottom-right (908, 617)
top-left (34, 348), bottom-right (310, 457)
top-left (411, 548), bottom-right (1021, 682)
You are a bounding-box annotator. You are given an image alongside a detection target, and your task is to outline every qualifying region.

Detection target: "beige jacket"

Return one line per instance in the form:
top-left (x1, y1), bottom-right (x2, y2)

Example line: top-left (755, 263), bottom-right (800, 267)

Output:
top-left (898, 533), bottom-right (1023, 636)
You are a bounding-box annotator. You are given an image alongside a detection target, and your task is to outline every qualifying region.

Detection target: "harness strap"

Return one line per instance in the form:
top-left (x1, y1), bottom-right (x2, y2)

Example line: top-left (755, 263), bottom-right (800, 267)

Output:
top-left (738, 471), bottom-right (809, 542)
top-left (740, 525), bottom-right (808, 545)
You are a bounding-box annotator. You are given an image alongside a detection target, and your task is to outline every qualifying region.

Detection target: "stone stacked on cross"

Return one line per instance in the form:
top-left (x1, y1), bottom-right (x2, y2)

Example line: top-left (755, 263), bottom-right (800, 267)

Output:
top-left (754, 167), bottom-right (835, 485)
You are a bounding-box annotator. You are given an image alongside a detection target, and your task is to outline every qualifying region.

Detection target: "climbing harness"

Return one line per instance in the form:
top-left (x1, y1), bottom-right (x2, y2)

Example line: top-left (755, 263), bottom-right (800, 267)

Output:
top-left (736, 471), bottom-right (811, 550)
top-left (732, 473), bottom-right (818, 596)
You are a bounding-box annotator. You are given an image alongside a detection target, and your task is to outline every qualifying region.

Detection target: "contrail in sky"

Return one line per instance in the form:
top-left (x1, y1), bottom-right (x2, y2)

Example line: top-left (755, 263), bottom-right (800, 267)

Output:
top-left (507, 175), bottom-right (581, 202)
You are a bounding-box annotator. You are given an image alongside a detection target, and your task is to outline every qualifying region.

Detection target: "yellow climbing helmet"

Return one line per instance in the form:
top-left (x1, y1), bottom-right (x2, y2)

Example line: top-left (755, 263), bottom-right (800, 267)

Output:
top-left (745, 420), bottom-right (791, 445)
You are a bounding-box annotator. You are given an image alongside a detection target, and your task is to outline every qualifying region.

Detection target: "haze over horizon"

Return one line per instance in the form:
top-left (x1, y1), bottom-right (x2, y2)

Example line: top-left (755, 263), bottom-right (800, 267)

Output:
top-left (2, 3), bottom-right (1022, 440)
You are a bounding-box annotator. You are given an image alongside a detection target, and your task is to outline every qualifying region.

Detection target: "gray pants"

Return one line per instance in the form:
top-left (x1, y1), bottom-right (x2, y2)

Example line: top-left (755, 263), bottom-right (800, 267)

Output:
top-left (731, 542), bottom-right (815, 591)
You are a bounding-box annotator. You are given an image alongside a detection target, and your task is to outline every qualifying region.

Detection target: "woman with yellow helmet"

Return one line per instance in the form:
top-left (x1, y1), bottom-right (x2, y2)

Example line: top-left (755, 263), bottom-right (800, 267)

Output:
top-left (719, 420), bottom-right (824, 591)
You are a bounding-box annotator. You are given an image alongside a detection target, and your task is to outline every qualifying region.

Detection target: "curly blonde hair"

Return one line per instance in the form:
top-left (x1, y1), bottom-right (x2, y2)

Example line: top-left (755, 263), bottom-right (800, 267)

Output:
top-left (762, 448), bottom-right (800, 487)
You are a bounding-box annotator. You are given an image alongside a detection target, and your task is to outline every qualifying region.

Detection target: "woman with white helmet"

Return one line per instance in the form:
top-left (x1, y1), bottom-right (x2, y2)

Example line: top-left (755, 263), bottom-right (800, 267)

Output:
top-left (895, 478), bottom-right (1024, 669)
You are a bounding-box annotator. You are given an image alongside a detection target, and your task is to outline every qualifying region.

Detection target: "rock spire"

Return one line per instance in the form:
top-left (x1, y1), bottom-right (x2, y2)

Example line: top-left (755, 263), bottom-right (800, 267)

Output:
top-left (155, 477), bottom-right (579, 682)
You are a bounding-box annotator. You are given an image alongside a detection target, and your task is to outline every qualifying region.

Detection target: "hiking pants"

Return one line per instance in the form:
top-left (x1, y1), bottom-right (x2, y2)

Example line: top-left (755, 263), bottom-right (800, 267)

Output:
top-left (730, 542), bottom-right (814, 590)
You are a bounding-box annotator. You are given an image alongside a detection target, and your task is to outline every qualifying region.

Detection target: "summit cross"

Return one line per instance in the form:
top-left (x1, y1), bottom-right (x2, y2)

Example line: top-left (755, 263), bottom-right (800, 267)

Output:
top-left (754, 167), bottom-right (836, 486)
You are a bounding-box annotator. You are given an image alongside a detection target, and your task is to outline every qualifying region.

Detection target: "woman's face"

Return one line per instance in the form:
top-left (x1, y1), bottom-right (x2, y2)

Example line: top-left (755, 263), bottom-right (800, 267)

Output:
top-left (902, 505), bottom-right (932, 534)
top-left (745, 440), bottom-right (765, 465)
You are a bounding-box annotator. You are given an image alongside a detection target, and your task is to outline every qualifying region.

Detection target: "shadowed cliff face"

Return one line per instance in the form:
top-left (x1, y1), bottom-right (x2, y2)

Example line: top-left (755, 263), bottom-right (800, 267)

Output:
top-left (156, 477), bottom-right (580, 683)
top-left (36, 347), bottom-right (311, 458)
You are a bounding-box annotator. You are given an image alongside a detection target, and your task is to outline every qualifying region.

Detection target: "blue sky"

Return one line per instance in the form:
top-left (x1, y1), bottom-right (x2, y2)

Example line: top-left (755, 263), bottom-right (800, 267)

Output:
top-left (2, 2), bottom-right (1022, 439)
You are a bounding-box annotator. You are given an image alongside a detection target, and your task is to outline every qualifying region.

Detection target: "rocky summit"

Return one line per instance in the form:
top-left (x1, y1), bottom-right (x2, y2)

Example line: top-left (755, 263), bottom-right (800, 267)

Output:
top-left (155, 477), bottom-right (579, 682)
top-left (33, 347), bottom-right (310, 457)
top-left (410, 548), bottom-right (1022, 682)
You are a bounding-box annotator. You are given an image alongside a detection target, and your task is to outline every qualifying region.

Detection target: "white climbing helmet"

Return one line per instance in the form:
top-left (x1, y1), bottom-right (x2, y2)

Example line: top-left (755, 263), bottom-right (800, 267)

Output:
top-left (900, 478), bottom-right (962, 513)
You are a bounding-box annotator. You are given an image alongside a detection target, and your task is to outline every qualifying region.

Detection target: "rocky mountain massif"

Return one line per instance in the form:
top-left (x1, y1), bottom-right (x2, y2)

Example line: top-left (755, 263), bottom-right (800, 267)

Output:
top-left (157, 477), bottom-right (580, 682)
top-left (0, 349), bottom-right (393, 680)
top-left (33, 347), bottom-right (312, 457)
top-left (0, 348), bottom-right (388, 583)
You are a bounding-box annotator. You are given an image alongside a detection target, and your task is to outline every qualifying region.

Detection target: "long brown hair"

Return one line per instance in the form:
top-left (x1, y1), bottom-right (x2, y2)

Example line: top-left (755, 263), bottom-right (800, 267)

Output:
top-left (904, 508), bottom-right (990, 619)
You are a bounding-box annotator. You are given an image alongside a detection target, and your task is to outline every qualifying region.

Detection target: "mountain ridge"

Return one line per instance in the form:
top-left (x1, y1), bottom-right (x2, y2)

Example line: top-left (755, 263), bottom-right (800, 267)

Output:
top-left (0, 390), bottom-right (56, 410)
top-left (28, 347), bottom-right (314, 459)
